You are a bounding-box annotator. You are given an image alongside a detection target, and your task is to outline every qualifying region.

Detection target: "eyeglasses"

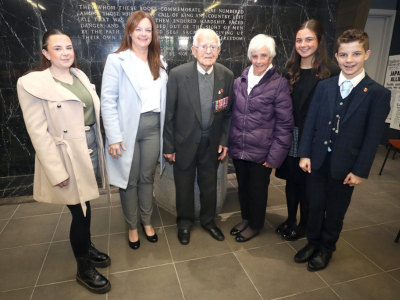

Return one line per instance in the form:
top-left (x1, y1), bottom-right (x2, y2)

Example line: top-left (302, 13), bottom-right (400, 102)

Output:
top-left (194, 44), bottom-right (219, 51)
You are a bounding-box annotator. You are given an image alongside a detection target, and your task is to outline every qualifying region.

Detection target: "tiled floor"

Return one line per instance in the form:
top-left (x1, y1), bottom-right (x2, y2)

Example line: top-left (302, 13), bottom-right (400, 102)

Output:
top-left (1, 145), bottom-right (400, 300)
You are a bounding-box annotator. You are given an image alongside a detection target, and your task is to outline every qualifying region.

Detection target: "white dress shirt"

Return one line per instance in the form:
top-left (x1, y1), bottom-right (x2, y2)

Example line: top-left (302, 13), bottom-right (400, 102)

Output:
top-left (197, 63), bottom-right (213, 75)
top-left (338, 69), bottom-right (366, 95)
top-left (131, 51), bottom-right (161, 113)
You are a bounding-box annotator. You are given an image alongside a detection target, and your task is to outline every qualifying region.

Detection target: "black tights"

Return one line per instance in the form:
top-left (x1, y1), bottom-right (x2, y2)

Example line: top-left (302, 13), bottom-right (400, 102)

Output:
top-left (67, 201), bottom-right (91, 258)
top-left (285, 180), bottom-right (308, 229)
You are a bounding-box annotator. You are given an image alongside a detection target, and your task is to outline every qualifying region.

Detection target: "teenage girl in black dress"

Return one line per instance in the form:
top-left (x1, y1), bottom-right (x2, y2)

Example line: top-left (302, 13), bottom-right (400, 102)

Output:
top-left (275, 19), bottom-right (340, 241)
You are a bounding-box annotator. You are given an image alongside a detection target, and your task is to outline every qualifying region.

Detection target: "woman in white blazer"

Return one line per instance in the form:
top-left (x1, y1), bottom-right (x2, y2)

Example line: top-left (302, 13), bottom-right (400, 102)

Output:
top-left (101, 11), bottom-right (167, 250)
top-left (17, 29), bottom-right (111, 294)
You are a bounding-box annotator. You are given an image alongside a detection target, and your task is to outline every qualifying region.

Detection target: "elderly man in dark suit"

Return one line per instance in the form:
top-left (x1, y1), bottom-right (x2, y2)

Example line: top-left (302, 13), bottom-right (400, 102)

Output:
top-left (163, 28), bottom-right (234, 245)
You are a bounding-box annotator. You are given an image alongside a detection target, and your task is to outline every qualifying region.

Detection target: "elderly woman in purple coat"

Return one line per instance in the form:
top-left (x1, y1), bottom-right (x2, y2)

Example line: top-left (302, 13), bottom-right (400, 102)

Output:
top-left (229, 34), bottom-right (294, 242)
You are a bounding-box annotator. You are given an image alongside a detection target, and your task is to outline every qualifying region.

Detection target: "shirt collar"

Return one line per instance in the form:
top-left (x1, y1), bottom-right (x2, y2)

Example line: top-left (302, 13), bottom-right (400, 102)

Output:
top-left (338, 69), bottom-right (365, 88)
top-left (197, 63), bottom-right (213, 75)
top-left (249, 64), bottom-right (273, 79)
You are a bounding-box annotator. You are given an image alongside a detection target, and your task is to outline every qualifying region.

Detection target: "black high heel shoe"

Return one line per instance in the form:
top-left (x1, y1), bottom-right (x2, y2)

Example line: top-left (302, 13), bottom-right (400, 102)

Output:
top-left (128, 231), bottom-right (140, 250)
top-left (141, 223), bottom-right (158, 243)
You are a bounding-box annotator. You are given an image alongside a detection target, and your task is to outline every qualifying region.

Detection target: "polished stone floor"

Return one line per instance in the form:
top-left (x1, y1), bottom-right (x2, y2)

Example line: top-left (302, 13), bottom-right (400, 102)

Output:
top-left (1, 145), bottom-right (400, 300)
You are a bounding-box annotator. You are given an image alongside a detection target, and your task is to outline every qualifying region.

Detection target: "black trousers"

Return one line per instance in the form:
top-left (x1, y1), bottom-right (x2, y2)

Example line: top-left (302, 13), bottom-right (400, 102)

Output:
top-left (233, 159), bottom-right (272, 230)
top-left (173, 135), bottom-right (218, 230)
top-left (67, 201), bottom-right (91, 258)
top-left (306, 153), bottom-right (354, 253)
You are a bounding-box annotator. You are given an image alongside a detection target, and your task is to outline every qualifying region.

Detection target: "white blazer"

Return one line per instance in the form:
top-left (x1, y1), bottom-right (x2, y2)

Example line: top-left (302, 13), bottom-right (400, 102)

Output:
top-left (101, 49), bottom-right (167, 188)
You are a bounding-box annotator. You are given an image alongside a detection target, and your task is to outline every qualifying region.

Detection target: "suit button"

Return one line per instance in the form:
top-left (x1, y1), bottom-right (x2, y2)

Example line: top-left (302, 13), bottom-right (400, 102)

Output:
top-left (63, 130), bottom-right (68, 133)
top-left (57, 104), bottom-right (61, 108)
top-left (324, 141), bottom-right (327, 145)
top-left (328, 121), bottom-right (331, 125)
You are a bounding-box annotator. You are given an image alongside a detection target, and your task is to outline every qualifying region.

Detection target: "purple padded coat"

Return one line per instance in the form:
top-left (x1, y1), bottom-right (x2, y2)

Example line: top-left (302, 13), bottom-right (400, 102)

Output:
top-left (228, 66), bottom-right (293, 168)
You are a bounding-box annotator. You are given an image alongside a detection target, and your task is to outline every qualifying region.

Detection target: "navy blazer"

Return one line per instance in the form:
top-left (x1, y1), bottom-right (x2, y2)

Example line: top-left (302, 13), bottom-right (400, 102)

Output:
top-left (298, 74), bottom-right (390, 180)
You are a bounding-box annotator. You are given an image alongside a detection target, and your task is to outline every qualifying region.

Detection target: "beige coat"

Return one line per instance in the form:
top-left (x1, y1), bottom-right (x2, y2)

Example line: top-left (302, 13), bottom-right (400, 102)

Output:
top-left (17, 68), bottom-right (110, 215)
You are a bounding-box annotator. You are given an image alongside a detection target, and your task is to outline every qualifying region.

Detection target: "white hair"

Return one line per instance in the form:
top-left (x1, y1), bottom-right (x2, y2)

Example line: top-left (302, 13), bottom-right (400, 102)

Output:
top-left (247, 34), bottom-right (276, 60)
top-left (193, 28), bottom-right (221, 47)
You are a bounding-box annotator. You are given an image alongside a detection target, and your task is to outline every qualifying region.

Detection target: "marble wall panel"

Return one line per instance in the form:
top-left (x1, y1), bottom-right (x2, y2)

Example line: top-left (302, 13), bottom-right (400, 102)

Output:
top-left (0, 0), bottom-right (339, 198)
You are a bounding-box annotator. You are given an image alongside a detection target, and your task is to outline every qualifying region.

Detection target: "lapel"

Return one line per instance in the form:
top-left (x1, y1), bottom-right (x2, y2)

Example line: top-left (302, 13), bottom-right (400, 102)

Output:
top-left (20, 68), bottom-right (81, 102)
top-left (342, 75), bottom-right (373, 124)
top-left (327, 77), bottom-right (337, 120)
top-left (118, 49), bottom-right (141, 99)
top-left (184, 61), bottom-right (202, 124)
top-left (210, 63), bottom-right (224, 126)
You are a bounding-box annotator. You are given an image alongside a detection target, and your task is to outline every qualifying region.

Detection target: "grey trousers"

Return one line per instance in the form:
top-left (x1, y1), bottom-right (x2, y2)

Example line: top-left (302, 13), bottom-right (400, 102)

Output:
top-left (119, 112), bottom-right (160, 230)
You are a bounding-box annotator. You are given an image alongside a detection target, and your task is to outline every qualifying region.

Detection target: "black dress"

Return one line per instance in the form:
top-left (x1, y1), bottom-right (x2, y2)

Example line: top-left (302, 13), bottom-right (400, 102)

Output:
top-left (276, 62), bottom-right (341, 184)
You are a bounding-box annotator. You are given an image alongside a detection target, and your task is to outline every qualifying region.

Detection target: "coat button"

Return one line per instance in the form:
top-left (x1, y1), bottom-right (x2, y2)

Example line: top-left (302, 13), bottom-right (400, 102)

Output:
top-left (57, 104), bottom-right (61, 108)
top-left (63, 129), bottom-right (68, 133)
top-left (328, 121), bottom-right (331, 125)
top-left (324, 141), bottom-right (327, 145)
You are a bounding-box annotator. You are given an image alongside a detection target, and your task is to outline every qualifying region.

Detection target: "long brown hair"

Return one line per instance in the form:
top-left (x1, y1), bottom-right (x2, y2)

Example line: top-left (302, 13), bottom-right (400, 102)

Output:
top-left (24, 29), bottom-right (79, 75)
top-left (115, 11), bottom-right (164, 80)
top-left (285, 19), bottom-right (331, 91)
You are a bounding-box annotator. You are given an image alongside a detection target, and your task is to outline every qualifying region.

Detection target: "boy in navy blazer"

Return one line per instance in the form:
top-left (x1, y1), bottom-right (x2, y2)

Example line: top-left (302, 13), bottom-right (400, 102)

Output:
top-left (295, 29), bottom-right (391, 271)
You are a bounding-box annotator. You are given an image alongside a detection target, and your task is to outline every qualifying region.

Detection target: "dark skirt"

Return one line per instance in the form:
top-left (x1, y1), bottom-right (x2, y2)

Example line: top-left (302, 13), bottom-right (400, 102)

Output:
top-left (275, 155), bottom-right (306, 185)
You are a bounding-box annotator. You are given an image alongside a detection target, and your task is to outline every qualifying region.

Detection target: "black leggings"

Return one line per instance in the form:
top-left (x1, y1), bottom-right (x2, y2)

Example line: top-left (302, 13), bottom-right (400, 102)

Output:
top-left (285, 180), bottom-right (308, 228)
top-left (67, 201), bottom-right (91, 258)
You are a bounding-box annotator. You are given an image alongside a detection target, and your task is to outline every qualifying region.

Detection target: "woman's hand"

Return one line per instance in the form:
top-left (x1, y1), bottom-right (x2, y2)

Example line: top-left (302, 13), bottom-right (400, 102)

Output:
top-left (263, 162), bottom-right (274, 168)
top-left (108, 142), bottom-right (126, 159)
top-left (58, 179), bottom-right (68, 188)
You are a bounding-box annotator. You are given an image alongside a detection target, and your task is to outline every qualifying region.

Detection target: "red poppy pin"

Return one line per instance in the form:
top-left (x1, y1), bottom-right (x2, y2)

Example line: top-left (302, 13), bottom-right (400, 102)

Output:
top-left (364, 88), bottom-right (368, 92)
top-left (316, 74), bottom-right (319, 77)
top-left (218, 89), bottom-right (224, 94)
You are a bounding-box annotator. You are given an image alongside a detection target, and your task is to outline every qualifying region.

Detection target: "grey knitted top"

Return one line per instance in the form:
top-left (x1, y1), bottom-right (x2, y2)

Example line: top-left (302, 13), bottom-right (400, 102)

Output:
top-left (197, 68), bottom-right (214, 136)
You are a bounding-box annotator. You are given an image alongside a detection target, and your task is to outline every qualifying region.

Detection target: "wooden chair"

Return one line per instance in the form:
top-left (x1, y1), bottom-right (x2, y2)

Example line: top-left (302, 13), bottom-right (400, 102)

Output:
top-left (379, 139), bottom-right (400, 175)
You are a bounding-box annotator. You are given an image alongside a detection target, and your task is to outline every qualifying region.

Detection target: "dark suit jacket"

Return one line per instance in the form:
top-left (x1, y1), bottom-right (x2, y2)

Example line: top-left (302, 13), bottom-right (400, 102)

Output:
top-left (298, 74), bottom-right (391, 180)
top-left (163, 61), bottom-right (234, 170)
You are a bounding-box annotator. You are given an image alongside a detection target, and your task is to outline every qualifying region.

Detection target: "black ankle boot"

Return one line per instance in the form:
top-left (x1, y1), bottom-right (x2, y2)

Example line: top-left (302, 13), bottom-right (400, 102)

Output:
top-left (89, 243), bottom-right (111, 268)
top-left (76, 255), bottom-right (111, 294)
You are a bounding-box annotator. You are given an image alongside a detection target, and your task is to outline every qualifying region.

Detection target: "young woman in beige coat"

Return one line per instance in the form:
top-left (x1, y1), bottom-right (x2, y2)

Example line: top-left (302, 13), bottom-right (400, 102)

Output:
top-left (16, 29), bottom-right (111, 294)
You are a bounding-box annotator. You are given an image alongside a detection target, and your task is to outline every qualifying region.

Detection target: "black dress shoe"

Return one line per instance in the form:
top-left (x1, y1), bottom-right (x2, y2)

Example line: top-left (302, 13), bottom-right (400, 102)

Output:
top-left (202, 225), bottom-right (225, 241)
top-left (275, 221), bottom-right (295, 235)
top-left (178, 229), bottom-right (190, 245)
top-left (141, 223), bottom-right (158, 243)
top-left (89, 243), bottom-right (111, 268)
top-left (281, 228), bottom-right (306, 241)
top-left (307, 251), bottom-right (332, 272)
top-left (230, 225), bottom-right (247, 236)
top-left (128, 235), bottom-right (140, 250)
top-left (294, 245), bottom-right (318, 263)
top-left (235, 230), bottom-right (259, 242)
